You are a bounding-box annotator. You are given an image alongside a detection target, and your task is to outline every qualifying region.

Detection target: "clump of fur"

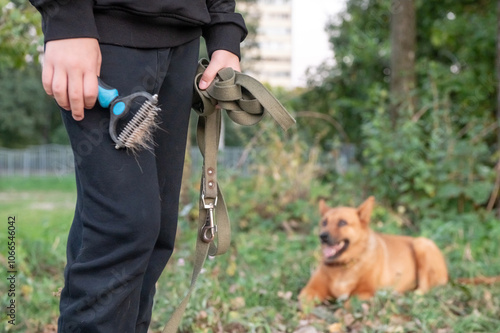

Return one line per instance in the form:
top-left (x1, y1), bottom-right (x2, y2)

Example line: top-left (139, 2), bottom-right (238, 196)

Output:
top-left (117, 97), bottom-right (161, 153)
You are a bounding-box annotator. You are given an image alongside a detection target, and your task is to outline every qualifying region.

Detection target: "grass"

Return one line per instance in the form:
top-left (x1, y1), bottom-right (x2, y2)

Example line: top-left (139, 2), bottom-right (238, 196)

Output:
top-left (0, 175), bottom-right (499, 333)
top-left (0, 176), bottom-right (75, 332)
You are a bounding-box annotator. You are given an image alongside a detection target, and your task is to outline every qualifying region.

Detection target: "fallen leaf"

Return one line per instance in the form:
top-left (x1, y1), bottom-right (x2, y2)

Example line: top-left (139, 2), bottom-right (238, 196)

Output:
top-left (230, 296), bottom-right (246, 310)
top-left (328, 322), bottom-right (344, 333)
top-left (43, 324), bottom-right (57, 333)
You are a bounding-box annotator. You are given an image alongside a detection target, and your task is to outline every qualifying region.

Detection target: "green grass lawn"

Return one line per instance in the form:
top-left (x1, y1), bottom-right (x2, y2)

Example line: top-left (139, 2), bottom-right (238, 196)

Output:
top-left (0, 176), bottom-right (499, 333)
top-left (0, 176), bottom-right (75, 332)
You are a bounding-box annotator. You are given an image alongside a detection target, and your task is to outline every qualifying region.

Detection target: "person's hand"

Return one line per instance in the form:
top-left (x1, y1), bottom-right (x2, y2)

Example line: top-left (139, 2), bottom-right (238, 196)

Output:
top-left (198, 50), bottom-right (240, 90)
top-left (42, 38), bottom-right (102, 121)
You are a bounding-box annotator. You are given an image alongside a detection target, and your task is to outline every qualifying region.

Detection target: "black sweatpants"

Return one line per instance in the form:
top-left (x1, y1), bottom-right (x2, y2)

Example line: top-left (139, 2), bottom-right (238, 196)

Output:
top-left (57, 39), bottom-right (199, 333)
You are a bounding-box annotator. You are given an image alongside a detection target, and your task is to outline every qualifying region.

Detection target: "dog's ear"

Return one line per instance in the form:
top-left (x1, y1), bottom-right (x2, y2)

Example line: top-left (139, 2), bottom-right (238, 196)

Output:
top-left (319, 199), bottom-right (329, 216)
top-left (357, 196), bottom-right (375, 226)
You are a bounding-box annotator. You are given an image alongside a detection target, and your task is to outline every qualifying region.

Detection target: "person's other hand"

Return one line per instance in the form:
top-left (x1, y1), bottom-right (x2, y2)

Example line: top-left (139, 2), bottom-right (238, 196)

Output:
top-left (198, 50), bottom-right (240, 90)
top-left (42, 38), bottom-right (102, 121)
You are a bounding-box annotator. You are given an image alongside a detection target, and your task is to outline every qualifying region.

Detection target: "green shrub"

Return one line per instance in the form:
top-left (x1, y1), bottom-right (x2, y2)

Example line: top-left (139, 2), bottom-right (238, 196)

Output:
top-left (359, 83), bottom-right (495, 226)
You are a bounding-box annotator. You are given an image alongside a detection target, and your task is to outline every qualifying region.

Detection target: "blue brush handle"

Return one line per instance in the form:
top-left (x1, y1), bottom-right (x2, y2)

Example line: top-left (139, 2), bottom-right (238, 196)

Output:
top-left (97, 78), bottom-right (119, 108)
top-left (96, 77), bottom-right (158, 149)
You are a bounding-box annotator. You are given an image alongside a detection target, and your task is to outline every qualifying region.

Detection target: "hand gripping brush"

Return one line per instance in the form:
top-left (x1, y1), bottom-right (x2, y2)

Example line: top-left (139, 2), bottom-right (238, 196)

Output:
top-left (97, 78), bottom-right (161, 151)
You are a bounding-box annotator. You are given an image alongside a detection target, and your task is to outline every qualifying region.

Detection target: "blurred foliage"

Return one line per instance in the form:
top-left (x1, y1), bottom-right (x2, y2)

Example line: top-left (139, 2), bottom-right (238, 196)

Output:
top-left (286, 0), bottom-right (499, 225)
top-left (221, 124), bottom-right (333, 233)
top-left (236, 0), bottom-right (260, 73)
top-left (0, 1), bottom-right (63, 147)
top-left (295, 0), bottom-right (496, 147)
top-left (2, 168), bottom-right (499, 332)
top-left (361, 84), bottom-right (495, 223)
top-left (0, 64), bottom-right (65, 147)
top-left (0, 0), bottom-right (42, 69)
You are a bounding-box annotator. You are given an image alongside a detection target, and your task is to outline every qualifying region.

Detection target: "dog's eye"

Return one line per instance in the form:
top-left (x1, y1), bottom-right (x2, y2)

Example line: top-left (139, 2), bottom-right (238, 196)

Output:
top-left (321, 219), bottom-right (328, 226)
top-left (338, 219), bottom-right (348, 227)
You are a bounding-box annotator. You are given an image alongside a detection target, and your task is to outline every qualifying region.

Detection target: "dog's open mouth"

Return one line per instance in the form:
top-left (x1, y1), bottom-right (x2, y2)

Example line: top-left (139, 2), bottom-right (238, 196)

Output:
top-left (322, 240), bottom-right (349, 263)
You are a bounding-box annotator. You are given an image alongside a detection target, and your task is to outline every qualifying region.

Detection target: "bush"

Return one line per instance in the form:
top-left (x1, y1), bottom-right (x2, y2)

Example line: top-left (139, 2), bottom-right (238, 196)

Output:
top-left (217, 124), bottom-right (333, 233)
top-left (358, 82), bottom-right (495, 226)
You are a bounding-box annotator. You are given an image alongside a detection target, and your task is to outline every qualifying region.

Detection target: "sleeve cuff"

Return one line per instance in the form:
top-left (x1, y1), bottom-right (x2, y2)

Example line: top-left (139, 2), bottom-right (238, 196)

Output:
top-left (203, 23), bottom-right (246, 60)
top-left (40, 0), bottom-right (99, 42)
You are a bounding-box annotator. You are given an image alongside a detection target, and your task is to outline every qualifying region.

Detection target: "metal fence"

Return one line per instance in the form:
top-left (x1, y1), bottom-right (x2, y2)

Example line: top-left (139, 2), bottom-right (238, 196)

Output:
top-left (0, 144), bottom-right (355, 177)
top-left (0, 145), bottom-right (74, 177)
top-left (0, 144), bottom-right (250, 177)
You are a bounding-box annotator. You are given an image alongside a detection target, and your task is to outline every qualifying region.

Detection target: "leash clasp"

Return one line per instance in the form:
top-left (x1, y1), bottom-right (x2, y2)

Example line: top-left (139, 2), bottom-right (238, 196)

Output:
top-left (201, 194), bottom-right (218, 243)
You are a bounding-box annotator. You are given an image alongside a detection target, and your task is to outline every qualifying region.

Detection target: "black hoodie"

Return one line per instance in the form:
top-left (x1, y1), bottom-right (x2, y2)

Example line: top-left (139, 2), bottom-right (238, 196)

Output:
top-left (29, 0), bottom-right (248, 58)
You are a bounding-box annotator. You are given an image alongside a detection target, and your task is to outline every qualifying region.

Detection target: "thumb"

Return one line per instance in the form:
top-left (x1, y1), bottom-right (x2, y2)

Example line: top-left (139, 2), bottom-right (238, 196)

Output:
top-left (198, 63), bottom-right (219, 90)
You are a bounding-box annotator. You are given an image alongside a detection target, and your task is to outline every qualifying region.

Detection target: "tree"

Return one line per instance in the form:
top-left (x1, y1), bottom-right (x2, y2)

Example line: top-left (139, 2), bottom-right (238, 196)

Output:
top-left (0, 65), bottom-right (63, 147)
top-left (295, 0), bottom-right (496, 148)
top-left (390, 0), bottom-right (416, 126)
top-left (489, 0), bottom-right (500, 216)
top-left (0, 1), bottom-right (58, 148)
top-left (289, 0), bottom-right (498, 218)
top-left (294, 0), bottom-right (392, 148)
top-left (0, 0), bottom-right (42, 69)
top-left (236, 0), bottom-right (260, 73)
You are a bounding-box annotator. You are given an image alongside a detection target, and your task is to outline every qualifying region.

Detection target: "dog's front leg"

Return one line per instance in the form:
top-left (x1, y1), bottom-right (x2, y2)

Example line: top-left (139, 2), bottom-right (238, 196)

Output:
top-left (298, 270), bottom-right (332, 309)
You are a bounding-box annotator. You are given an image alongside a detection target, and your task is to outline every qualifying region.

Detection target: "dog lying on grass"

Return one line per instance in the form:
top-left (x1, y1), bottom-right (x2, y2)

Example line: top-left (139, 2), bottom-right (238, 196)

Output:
top-left (299, 196), bottom-right (449, 305)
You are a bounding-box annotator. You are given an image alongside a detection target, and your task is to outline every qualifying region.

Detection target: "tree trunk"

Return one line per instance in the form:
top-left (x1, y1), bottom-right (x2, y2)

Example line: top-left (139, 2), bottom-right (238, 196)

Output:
top-left (390, 0), bottom-right (416, 127)
top-left (486, 0), bottom-right (500, 216)
top-left (496, 0), bottom-right (500, 217)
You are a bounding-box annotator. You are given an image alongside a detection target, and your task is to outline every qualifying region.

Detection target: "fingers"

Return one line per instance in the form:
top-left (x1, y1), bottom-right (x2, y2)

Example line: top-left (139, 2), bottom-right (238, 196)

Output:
top-left (83, 74), bottom-right (99, 110)
top-left (199, 50), bottom-right (240, 90)
top-left (41, 62), bottom-right (54, 97)
top-left (45, 67), bottom-right (95, 121)
top-left (67, 70), bottom-right (85, 121)
top-left (42, 38), bottom-right (101, 121)
top-left (51, 69), bottom-right (71, 111)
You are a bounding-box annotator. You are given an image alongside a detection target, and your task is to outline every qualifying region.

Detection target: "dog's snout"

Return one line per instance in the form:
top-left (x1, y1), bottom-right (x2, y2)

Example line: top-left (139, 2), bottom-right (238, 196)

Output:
top-left (319, 232), bottom-right (330, 243)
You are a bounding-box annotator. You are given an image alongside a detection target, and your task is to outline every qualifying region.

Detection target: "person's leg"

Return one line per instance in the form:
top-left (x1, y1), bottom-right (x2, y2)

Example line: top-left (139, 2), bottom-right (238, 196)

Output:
top-left (58, 44), bottom-right (168, 333)
top-left (135, 38), bottom-right (200, 332)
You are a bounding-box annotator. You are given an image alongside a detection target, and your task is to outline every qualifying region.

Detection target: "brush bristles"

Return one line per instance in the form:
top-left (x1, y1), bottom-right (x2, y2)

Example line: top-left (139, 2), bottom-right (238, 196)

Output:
top-left (117, 100), bottom-right (161, 152)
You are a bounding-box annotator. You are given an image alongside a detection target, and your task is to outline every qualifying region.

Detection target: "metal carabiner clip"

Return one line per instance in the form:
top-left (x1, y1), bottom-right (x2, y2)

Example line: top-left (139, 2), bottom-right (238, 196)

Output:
top-left (201, 209), bottom-right (217, 243)
top-left (200, 194), bottom-right (218, 243)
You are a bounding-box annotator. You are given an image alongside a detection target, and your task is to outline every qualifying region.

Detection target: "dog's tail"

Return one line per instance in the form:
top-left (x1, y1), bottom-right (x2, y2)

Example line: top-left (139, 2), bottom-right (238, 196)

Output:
top-left (456, 275), bottom-right (500, 285)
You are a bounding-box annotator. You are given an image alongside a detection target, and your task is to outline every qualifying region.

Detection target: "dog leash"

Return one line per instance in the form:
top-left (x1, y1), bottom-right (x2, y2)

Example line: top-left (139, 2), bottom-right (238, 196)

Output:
top-left (161, 59), bottom-right (295, 332)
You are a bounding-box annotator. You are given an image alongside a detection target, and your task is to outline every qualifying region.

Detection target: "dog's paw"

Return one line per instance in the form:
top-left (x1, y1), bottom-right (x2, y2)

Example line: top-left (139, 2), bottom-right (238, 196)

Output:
top-left (298, 293), bottom-right (323, 314)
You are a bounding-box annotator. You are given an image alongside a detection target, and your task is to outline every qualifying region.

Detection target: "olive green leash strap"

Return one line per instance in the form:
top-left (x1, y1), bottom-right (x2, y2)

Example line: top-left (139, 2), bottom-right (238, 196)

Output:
top-left (162, 59), bottom-right (295, 333)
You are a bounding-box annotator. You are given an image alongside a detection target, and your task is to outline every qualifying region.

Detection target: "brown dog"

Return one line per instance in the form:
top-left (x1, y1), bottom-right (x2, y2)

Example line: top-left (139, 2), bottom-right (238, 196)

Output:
top-left (299, 197), bottom-right (448, 304)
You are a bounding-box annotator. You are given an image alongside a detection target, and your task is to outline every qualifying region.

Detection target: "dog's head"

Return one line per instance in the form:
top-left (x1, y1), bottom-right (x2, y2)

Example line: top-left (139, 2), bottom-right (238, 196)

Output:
top-left (318, 196), bottom-right (375, 265)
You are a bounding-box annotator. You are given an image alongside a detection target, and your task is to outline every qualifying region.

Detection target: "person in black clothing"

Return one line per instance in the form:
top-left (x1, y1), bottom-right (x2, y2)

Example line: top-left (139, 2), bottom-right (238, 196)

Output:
top-left (28, 1), bottom-right (247, 332)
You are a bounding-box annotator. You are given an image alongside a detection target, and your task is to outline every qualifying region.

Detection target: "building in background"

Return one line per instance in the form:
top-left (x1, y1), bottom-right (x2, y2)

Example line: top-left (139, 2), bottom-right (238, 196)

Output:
top-left (238, 0), bottom-right (343, 89)
top-left (241, 0), bottom-right (293, 88)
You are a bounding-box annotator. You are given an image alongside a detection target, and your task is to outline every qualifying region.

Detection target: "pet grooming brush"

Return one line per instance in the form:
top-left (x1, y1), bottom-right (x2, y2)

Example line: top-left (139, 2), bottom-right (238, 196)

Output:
top-left (97, 78), bottom-right (161, 151)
